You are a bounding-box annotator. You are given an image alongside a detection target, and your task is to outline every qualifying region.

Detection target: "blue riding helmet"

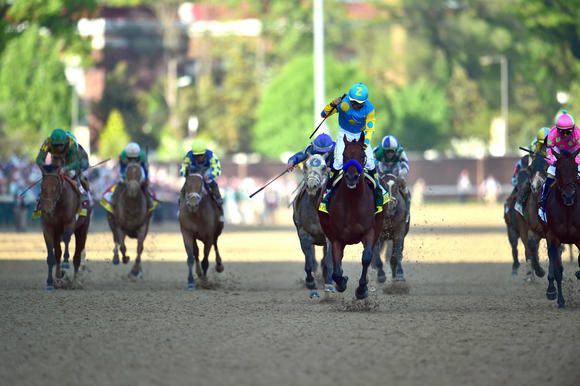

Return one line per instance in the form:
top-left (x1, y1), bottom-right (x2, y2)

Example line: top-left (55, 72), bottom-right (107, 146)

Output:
top-left (312, 133), bottom-right (335, 153)
top-left (348, 83), bottom-right (368, 103)
top-left (381, 135), bottom-right (399, 151)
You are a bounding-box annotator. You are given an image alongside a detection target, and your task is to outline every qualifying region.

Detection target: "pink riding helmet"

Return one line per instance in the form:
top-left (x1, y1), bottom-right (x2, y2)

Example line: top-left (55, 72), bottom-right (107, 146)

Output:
top-left (556, 110), bottom-right (575, 130)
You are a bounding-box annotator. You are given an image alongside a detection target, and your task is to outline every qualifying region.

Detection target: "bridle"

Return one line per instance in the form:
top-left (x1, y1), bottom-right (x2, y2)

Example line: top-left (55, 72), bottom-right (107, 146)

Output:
top-left (40, 173), bottom-right (63, 216)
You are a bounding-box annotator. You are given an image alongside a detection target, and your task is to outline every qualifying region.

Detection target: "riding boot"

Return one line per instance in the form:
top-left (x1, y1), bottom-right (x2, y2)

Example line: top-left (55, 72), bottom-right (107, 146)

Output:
top-left (209, 181), bottom-right (225, 222)
top-left (75, 176), bottom-right (89, 216)
top-left (538, 177), bottom-right (554, 222)
top-left (319, 167), bottom-right (338, 213)
top-left (369, 168), bottom-right (388, 214)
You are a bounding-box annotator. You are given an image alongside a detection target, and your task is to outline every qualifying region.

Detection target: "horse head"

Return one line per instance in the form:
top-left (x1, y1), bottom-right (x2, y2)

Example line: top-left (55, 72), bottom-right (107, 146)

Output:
top-left (380, 173), bottom-right (399, 213)
top-left (303, 154), bottom-right (328, 196)
top-left (342, 134), bottom-right (366, 189)
top-left (39, 164), bottom-right (63, 217)
top-left (125, 162), bottom-right (143, 198)
top-left (182, 173), bottom-right (204, 212)
top-left (530, 154), bottom-right (548, 194)
top-left (554, 148), bottom-right (580, 206)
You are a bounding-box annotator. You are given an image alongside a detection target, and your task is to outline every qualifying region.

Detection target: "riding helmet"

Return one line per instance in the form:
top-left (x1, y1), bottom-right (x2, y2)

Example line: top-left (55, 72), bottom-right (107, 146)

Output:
top-left (191, 139), bottom-right (207, 155)
top-left (312, 133), bottom-right (335, 153)
top-left (348, 83), bottom-right (368, 103)
top-left (50, 129), bottom-right (68, 145)
top-left (125, 142), bottom-right (141, 158)
top-left (556, 110), bottom-right (575, 130)
top-left (381, 135), bottom-right (399, 151)
top-left (536, 127), bottom-right (550, 144)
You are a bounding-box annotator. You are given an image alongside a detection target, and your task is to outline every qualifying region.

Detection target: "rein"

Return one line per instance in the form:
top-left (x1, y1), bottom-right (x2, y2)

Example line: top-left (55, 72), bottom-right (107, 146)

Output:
top-left (40, 173), bottom-right (63, 213)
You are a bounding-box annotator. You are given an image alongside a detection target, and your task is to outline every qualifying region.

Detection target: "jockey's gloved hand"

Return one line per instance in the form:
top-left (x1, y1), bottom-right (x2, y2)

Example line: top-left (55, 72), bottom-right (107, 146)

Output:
top-left (331, 96), bottom-right (343, 107)
top-left (287, 162), bottom-right (295, 172)
top-left (203, 172), bottom-right (212, 183)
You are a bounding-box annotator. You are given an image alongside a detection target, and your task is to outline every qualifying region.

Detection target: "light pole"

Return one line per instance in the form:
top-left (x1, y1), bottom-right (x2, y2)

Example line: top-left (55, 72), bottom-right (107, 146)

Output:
top-left (313, 0), bottom-right (327, 134)
top-left (480, 55), bottom-right (508, 155)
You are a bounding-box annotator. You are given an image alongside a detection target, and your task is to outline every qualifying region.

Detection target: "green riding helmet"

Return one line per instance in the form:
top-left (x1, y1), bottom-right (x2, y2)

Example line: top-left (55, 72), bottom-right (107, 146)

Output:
top-left (50, 129), bottom-right (68, 145)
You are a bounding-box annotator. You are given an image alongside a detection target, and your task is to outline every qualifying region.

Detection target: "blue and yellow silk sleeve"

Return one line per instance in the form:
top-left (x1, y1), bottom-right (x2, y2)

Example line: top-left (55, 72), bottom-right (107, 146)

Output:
top-left (180, 154), bottom-right (192, 176)
top-left (399, 150), bottom-right (410, 175)
top-left (363, 109), bottom-right (376, 147)
top-left (288, 151), bottom-right (307, 166)
top-left (321, 102), bottom-right (339, 118)
top-left (209, 154), bottom-right (221, 180)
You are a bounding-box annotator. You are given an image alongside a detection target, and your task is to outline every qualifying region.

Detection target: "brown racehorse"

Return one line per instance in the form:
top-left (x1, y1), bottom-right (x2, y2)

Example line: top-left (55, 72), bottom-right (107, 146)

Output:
top-left (318, 134), bottom-right (384, 299)
top-left (542, 148), bottom-right (580, 308)
top-left (106, 162), bottom-right (151, 278)
top-left (179, 172), bottom-right (224, 289)
top-left (39, 165), bottom-right (90, 290)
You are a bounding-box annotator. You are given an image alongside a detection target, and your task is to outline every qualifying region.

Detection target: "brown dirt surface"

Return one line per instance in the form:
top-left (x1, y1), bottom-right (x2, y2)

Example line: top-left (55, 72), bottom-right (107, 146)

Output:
top-left (1, 203), bottom-right (579, 386)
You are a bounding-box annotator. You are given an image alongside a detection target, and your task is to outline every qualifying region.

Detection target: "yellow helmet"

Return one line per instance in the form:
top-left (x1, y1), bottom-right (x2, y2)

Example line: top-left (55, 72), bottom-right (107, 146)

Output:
top-left (536, 127), bottom-right (550, 144)
top-left (191, 139), bottom-right (207, 155)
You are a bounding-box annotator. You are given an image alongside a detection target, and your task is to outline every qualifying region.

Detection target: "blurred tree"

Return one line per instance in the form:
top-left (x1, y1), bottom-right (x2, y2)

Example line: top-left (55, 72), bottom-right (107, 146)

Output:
top-left (0, 25), bottom-right (71, 157)
top-left (447, 66), bottom-right (489, 139)
top-left (98, 108), bottom-right (130, 159)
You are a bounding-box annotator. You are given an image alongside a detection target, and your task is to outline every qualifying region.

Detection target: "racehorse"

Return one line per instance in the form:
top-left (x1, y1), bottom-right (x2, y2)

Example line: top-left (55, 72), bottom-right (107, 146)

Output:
top-left (106, 162), bottom-right (151, 278)
top-left (516, 154), bottom-right (547, 279)
top-left (503, 157), bottom-right (529, 276)
top-left (179, 170), bottom-right (224, 289)
top-left (542, 148), bottom-right (580, 308)
top-left (372, 171), bottom-right (409, 283)
top-left (318, 134), bottom-right (384, 299)
top-left (292, 154), bottom-right (334, 298)
top-left (40, 164), bottom-right (91, 289)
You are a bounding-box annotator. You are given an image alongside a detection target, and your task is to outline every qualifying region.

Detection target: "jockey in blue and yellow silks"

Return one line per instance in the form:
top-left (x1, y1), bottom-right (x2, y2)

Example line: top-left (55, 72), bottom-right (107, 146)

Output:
top-left (319, 83), bottom-right (388, 214)
top-left (180, 139), bottom-right (224, 214)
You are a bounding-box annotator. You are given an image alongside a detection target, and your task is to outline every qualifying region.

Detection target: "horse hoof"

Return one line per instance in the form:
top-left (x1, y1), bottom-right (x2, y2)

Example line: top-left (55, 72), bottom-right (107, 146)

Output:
top-left (122, 256), bottom-right (130, 264)
top-left (310, 290), bottom-right (320, 298)
top-left (187, 283), bottom-right (195, 290)
top-left (575, 271), bottom-right (580, 280)
top-left (129, 269), bottom-right (142, 279)
top-left (215, 264), bottom-right (224, 273)
top-left (395, 274), bottom-right (406, 281)
top-left (112, 257), bottom-right (120, 265)
top-left (355, 287), bottom-right (368, 300)
top-left (535, 266), bottom-right (546, 278)
top-left (46, 285), bottom-right (54, 291)
top-left (324, 284), bottom-right (336, 293)
top-left (558, 300), bottom-right (565, 309)
top-left (334, 276), bottom-right (348, 292)
top-left (546, 291), bottom-right (557, 301)
top-left (305, 278), bottom-right (316, 290)
top-left (61, 262), bottom-right (70, 269)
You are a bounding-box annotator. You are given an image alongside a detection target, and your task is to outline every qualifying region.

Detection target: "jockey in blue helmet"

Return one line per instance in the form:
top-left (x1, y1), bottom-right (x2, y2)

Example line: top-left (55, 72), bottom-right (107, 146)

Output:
top-left (287, 133), bottom-right (336, 172)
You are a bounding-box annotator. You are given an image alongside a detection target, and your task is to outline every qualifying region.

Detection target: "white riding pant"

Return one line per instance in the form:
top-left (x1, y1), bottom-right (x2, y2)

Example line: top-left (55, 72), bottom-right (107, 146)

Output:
top-left (332, 128), bottom-right (376, 171)
top-left (547, 164), bottom-right (580, 178)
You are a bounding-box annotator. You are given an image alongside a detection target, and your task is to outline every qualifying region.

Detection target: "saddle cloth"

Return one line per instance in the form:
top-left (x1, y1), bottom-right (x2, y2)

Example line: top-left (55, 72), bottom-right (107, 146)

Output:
top-left (100, 184), bottom-right (158, 214)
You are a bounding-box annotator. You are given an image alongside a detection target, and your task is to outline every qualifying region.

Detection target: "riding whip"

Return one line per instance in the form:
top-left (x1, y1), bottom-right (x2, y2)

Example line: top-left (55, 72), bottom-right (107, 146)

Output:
top-left (309, 93), bottom-right (347, 139)
top-left (249, 169), bottom-right (288, 198)
top-left (19, 158), bottom-right (111, 197)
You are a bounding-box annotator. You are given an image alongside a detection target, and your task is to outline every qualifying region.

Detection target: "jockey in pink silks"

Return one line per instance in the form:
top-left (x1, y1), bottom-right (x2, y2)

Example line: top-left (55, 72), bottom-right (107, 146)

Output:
top-left (538, 110), bottom-right (580, 222)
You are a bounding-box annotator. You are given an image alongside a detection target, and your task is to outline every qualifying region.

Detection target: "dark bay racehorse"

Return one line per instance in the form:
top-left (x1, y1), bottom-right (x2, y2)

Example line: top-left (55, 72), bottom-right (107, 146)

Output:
top-left (318, 134), bottom-right (384, 299)
top-left (107, 162), bottom-right (151, 278)
top-left (372, 171), bottom-right (409, 283)
top-left (179, 172), bottom-right (224, 289)
top-left (516, 154), bottom-right (547, 279)
top-left (40, 165), bottom-right (90, 289)
top-left (504, 160), bottom-right (528, 275)
top-left (542, 148), bottom-right (580, 308)
top-left (292, 154), bottom-right (333, 298)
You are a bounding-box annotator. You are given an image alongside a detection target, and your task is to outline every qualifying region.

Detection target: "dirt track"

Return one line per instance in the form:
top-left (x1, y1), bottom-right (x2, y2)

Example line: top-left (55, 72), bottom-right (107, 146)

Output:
top-left (1, 203), bottom-right (579, 386)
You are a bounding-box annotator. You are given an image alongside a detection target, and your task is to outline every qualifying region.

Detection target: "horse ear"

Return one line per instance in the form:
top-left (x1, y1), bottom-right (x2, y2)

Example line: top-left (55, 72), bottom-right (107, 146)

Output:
top-left (343, 136), bottom-right (348, 146)
top-left (322, 152), bottom-right (329, 160)
top-left (359, 133), bottom-right (365, 144)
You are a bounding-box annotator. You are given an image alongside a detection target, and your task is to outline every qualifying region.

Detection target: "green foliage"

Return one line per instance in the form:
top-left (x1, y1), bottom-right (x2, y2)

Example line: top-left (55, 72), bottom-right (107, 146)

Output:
top-left (0, 24), bottom-right (71, 157)
top-left (388, 79), bottom-right (450, 151)
top-left (98, 109), bottom-right (130, 160)
top-left (447, 66), bottom-right (489, 139)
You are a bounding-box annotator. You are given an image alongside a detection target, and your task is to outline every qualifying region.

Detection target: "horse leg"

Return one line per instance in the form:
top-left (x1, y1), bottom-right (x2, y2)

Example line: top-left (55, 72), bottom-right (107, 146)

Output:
top-left (43, 230), bottom-right (56, 290)
top-left (298, 230), bottom-right (318, 294)
top-left (393, 238), bottom-right (405, 281)
top-left (528, 236), bottom-right (545, 278)
top-left (61, 225), bottom-right (73, 271)
top-left (576, 243), bottom-right (580, 280)
top-left (546, 240), bottom-right (558, 302)
top-left (213, 235), bottom-right (224, 273)
top-left (54, 234), bottom-right (63, 281)
top-left (129, 232), bottom-right (145, 278)
top-left (331, 240), bottom-right (348, 292)
top-left (507, 225), bottom-right (519, 275)
top-left (118, 230), bottom-right (130, 265)
top-left (372, 238), bottom-right (387, 284)
top-left (181, 230), bottom-right (196, 290)
top-left (356, 245), bottom-right (373, 299)
top-left (72, 220), bottom-right (88, 289)
top-left (322, 238), bottom-right (335, 292)
top-left (387, 240), bottom-right (397, 278)
top-left (549, 241), bottom-right (565, 308)
top-left (200, 241), bottom-right (212, 280)
top-left (193, 240), bottom-right (202, 278)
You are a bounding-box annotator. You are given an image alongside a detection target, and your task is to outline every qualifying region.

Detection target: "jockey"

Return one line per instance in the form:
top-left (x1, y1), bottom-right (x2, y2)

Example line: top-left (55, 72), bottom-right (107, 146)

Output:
top-left (34, 128), bottom-right (89, 216)
top-left (374, 135), bottom-right (411, 212)
top-left (66, 130), bottom-right (90, 194)
top-left (286, 133), bottom-right (335, 172)
top-left (180, 139), bottom-right (224, 216)
top-left (318, 83), bottom-right (388, 214)
top-left (538, 110), bottom-right (580, 222)
top-left (119, 142), bottom-right (154, 208)
top-left (514, 126), bottom-right (550, 215)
